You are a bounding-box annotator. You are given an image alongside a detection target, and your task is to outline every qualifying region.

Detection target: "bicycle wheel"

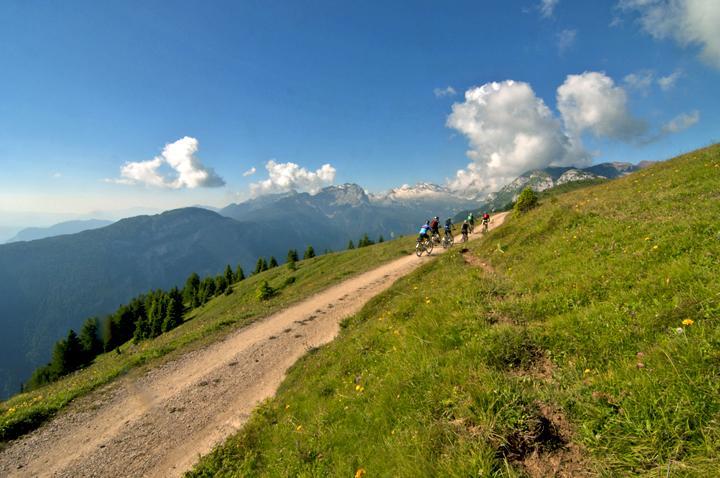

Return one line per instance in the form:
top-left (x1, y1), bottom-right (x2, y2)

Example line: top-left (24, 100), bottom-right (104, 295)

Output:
top-left (425, 239), bottom-right (433, 255)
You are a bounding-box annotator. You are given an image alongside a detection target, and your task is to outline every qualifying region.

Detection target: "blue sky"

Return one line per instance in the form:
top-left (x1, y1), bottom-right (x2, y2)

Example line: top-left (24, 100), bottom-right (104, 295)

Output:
top-left (0, 0), bottom-right (718, 225)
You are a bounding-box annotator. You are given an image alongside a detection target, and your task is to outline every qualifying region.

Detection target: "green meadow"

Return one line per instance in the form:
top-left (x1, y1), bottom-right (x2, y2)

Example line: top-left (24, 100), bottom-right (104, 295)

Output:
top-left (189, 145), bottom-right (720, 477)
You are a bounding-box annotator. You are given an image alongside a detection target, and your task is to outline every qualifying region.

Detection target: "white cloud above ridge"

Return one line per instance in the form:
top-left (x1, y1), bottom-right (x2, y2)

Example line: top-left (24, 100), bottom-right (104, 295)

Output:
top-left (445, 71), bottom-right (691, 196)
top-left (250, 160), bottom-right (336, 196)
top-left (433, 86), bottom-right (457, 98)
top-left (557, 71), bottom-right (647, 141)
top-left (619, 0), bottom-right (720, 68)
top-left (662, 110), bottom-right (700, 133)
top-left (446, 80), bottom-right (591, 195)
top-left (112, 137), bottom-right (225, 189)
top-left (242, 166), bottom-right (257, 177)
top-left (540, 0), bottom-right (560, 18)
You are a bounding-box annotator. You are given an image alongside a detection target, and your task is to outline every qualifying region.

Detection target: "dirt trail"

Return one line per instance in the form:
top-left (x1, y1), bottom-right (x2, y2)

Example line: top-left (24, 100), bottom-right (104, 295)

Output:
top-left (0, 213), bottom-right (508, 478)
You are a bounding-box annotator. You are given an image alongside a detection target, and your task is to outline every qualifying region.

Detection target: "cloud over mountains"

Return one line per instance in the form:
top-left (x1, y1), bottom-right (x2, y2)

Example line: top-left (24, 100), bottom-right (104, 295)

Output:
top-left (446, 70), bottom-right (697, 196)
top-left (250, 161), bottom-right (336, 196)
top-left (113, 137), bottom-right (225, 189)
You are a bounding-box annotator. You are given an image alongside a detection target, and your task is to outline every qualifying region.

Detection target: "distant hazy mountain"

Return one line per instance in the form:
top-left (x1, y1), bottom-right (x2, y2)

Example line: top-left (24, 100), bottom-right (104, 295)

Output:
top-left (0, 226), bottom-right (21, 243)
top-left (7, 219), bottom-right (114, 243)
top-left (0, 208), bottom-right (268, 399)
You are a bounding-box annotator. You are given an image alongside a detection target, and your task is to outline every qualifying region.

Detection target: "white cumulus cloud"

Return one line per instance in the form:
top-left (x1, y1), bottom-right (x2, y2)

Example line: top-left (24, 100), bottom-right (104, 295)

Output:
top-left (250, 160), bottom-right (336, 196)
top-left (434, 86), bottom-right (457, 98)
top-left (623, 69), bottom-right (655, 93)
top-left (662, 110), bottom-right (700, 133)
top-left (113, 137), bottom-right (224, 189)
top-left (540, 0), bottom-right (560, 18)
top-left (557, 71), bottom-right (647, 141)
top-left (658, 69), bottom-right (683, 90)
top-left (446, 80), bottom-right (590, 195)
top-left (242, 167), bottom-right (257, 177)
top-left (619, 0), bottom-right (720, 68)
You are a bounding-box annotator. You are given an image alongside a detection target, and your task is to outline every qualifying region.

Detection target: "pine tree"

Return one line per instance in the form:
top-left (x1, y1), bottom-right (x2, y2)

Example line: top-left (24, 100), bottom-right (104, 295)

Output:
top-left (162, 289), bottom-right (183, 332)
top-left (287, 249), bottom-right (299, 263)
top-left (235, 265), bottom-right (245, 282)
top-left (51, 330), bottom-right (84, 377)
top-left (224, 265), bottom-right (234, 285)
top-left (378, 235), bottom-right (384, 243)
top-left (358, 233), bottom-right (374, 248)
top-left (215, 275), bottom-right (228, 294)
top-left (78, 318), bottom-right (102, 364)
top-left (303, 246), bottom-right (315, 260)
top-left (268, 256), bottom-right (278, 268)
top-left (254, 257), bottom-right (265, 275)
top-left (347, 240), bottom-right (355, 250)
top-left (183, 272), bottom-right (200, 307)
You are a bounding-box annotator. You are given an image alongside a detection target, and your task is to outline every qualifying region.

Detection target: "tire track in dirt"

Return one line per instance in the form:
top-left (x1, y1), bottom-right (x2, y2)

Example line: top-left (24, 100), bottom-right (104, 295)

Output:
top-left (0, 213), bottom-right (508, 478)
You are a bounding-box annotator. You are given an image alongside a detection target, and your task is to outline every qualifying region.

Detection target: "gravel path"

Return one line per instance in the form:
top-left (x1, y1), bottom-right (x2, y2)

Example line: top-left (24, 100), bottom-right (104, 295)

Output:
top-left (0, 213), bottom-right (507, 478)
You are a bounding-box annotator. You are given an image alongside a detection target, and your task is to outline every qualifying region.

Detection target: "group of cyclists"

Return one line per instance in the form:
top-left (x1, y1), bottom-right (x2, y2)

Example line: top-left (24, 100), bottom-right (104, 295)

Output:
top-left (417, 211), bottom-right (490, 247)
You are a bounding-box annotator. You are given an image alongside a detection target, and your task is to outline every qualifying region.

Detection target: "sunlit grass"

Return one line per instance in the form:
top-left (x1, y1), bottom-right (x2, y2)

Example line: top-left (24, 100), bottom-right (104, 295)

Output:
top-left (189, 144), bottom-right (720, 476)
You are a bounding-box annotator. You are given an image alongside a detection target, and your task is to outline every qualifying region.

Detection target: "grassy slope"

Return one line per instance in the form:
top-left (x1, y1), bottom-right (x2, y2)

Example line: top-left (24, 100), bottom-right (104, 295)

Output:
top-left (0, 238), bottom-right (413, 442)
top-left (189, 144), bottom-right (720, 477)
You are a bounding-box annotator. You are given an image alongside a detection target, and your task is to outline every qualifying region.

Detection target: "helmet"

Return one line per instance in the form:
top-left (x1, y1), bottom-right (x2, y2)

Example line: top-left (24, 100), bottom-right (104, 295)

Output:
top-left (425, 220), bottom-right (430, 225)
top-left (463, 220), bottom-right (468, 224)
top-left (434, 216), bottom-right (439, 220)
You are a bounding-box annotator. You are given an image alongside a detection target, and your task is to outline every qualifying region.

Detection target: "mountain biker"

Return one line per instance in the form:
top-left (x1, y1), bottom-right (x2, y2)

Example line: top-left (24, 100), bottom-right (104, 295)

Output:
top-left (418, 221), bottom-right (431, 242)
top-left (482, 212), bottom-right (490, 231)
top-left (461, 220), bottom-right (470, 236)
top-left (444, 217), bottom-right (453, 238)
top-left (429, 216), bottom-right (440, 237)
top-left (467, 212), bottom-right (475, 229)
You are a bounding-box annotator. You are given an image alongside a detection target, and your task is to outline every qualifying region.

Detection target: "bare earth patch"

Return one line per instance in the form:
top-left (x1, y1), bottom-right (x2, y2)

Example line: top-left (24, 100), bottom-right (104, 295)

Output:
top-left (520, 403), bottom-right (594, 478)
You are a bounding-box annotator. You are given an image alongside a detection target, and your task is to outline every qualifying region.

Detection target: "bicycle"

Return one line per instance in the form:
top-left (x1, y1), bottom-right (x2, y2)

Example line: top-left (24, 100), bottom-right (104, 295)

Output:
top-left (482, 220), bottom-right (489, 233)
top-left (441, 231), bottom-right (454, 249)
top-left (415, 236), bottom-right (434, 256)
top-left (461, 231), bottom-right (469, 243)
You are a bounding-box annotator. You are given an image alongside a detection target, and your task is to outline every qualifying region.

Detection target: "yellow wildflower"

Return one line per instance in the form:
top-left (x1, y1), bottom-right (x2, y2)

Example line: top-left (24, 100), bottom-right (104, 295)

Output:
top-left (583, 369), bottom-right (591, 375)
top-left (285, 404), bottom-right (290, 410)
top-left (644, 237), bottom-right (650, 241)
top-left (652, 245), bottom-right (658, 250)
top-left (355, 468), bottom-right (366, 478)
top-left (296, 425), bottom-right (302, 431)
top-left (682, 319), bottom-right (694, 326)
top-left (425, 299), bottom-right (431, 304)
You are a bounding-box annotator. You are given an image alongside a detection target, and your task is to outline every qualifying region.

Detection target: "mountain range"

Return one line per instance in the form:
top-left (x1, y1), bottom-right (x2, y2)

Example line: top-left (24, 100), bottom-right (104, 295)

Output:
top-left (0, 161), bottom-right (647, 399)
top-left (480, 161), bottom-right (650, 212)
